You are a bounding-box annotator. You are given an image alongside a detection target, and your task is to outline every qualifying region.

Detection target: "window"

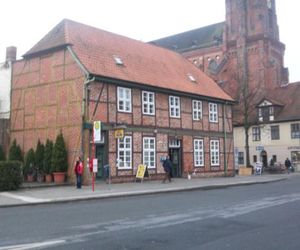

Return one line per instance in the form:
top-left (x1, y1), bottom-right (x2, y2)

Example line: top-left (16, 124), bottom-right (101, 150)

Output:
top-left (117, 87), bottom-right (131, 112)
top-left (253, 155), bottom-right (257, 163)
top-left (117, 136), bottom-right (132, 169)
top-left (291, 151), bottom-right (300, 162)
top-left (271, 125), bottom-right (280, 140)
top-left (143, 137), bottom-right (156, 169)
top-left (194, 139), bottom-right (204, 167)
top-left (169, 96), bottom-right (180, 118)
top-left (210, 140), bottom-right (220, 166)
top-left (209, 103), bottom-right (218, 123)
top-left (258, 106), bottom-right (274, 122)
top-left (238, 152), bottom-right (244, 165)
top-left (192, 100), bottom-right (202, 120)
top-left (252, 127), bottom-right (261, 141)
top-left (142, 91), bottom-right (155, 115)
top-left (291, 123), bottom-right (300, 139)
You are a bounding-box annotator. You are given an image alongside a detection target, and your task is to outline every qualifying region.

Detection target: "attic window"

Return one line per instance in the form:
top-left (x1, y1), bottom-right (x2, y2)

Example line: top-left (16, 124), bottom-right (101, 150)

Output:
top-left (114, 56), bottom-right (123, 65)
top-left (188, 74), bottom-right (196, 83)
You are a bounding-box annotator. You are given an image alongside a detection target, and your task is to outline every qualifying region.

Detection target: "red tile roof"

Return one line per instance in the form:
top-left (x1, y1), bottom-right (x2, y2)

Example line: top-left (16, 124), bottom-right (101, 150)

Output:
top-left (24, 19), bottom-right (233, 102)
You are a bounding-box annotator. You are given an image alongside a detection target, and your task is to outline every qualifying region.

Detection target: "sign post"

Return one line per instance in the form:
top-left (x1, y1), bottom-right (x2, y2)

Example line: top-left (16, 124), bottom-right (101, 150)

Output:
top-left (135, 164), bottom-right (149, 182)
top-left (91, 121), bottom-right (101, 192)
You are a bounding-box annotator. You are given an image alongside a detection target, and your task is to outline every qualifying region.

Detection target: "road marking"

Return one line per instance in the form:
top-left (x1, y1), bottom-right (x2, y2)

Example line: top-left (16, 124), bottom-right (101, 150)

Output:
top-left (0, 240), bottom-right (65, 250)
top-left (75, 193), bottom-right (300, 233)
top-left (1, 192), bottom-right (51, 203)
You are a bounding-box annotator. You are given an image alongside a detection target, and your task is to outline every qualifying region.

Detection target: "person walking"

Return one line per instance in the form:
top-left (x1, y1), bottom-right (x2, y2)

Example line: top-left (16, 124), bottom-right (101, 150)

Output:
top-left (74, 156), bottom-right (83, 188)
top-left (285, 157), bottom-right (292, 174)
top-left (162, 156), bottom-right (172, 183)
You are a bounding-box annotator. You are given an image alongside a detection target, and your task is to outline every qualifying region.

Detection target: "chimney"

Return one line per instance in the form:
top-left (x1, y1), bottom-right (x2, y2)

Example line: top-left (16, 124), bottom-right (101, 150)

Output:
top-left (6, 46), bottom-right (17, 62)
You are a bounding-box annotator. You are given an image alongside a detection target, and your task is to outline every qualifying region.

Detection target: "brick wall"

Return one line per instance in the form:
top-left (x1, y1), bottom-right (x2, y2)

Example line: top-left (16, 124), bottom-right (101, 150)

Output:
top-left (10, 49), bottom-right (85, 176)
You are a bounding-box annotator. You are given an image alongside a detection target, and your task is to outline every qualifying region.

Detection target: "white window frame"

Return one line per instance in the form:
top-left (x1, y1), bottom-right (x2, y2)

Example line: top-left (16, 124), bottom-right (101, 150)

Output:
top-left (209, 102), bottom-right (218, 123)
top-left (142, 91), bottom-right (155, 115)
top-left (210, 140), bottom-right (220, 166)
top-left (143, 137), bottom-right (156, 169)
top-left (192, 100), bottom-right (202, 120)
top-left (194, 139), bottom-right (204, 167)
top-left (169, 96), bottom-right (180, 118)
top-left (117, 136), bottom-right (132, 169)
top-left (117, 87), bottom-right (132, 113)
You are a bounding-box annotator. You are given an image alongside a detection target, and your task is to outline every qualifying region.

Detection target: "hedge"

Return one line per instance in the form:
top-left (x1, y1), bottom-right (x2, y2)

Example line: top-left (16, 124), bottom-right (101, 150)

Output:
top-left (0, 161), bottom-right (23, 191)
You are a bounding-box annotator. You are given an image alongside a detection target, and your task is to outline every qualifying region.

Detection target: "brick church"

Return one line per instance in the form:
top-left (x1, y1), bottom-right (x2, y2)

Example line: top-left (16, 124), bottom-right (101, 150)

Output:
top-left (152, 0), bottom-right (300, 170)
top-left (152, 0), bottom-right (288, 101)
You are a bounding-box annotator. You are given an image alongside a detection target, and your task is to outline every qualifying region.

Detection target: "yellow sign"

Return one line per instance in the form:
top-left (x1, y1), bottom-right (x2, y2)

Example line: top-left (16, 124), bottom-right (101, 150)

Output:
top-left (114, 129), bottom-right (124, 139)
top-left (136, 164), bottom-right (146, 179)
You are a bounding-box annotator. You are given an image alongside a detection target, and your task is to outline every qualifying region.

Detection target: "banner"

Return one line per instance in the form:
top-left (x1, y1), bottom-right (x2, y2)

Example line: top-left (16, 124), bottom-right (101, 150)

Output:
top-left (93, 121), bottom-right (101, 142)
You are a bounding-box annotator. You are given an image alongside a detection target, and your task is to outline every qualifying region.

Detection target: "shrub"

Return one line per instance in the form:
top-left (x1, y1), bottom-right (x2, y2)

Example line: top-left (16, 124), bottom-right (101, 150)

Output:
top-left (0, 161), bottom-right (23, 191)
top-left (0, 145), bottom-right (5, 161)
top-left (8, 139), bottom-right (23, 161)
top-left (52, 133), bottom-right (68, 172)
top-left (24, 148), bottom-right (35, 177)
top-left (35, 140), bottom-right (45, 172)
top-left (43, 139), bottom-right (53, 174)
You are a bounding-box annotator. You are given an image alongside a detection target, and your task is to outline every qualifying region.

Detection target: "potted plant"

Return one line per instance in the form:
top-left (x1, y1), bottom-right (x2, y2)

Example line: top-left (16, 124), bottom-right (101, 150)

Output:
top-left (51, 132), bottom-right (68, 183)
top-left (24, 148), bottom-right (35, 182)
top-left (0, 145), bottom-right (6, 161)
top-left (43, 139), bottom-right (53, 183)
top-left (35, 140), bottom-right (45, 182)
top-left (8, 139), bottom-right (23, 162)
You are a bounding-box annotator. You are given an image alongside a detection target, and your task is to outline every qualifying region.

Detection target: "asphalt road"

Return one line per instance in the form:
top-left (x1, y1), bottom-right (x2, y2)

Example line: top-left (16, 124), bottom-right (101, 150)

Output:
top-left (1, 175), bottom-right (300, 250)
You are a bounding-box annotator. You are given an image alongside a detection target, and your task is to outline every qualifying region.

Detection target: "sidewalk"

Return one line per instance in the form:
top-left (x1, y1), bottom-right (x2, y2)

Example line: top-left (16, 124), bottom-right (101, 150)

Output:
top-left (0, 174), bottom-right (292, 208)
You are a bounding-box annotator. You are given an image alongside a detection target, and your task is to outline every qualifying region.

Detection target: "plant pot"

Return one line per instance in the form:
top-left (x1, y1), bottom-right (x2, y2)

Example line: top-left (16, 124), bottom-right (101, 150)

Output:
top-left (27, 174), bottom-right (34, 182)
top-left (45, 174), bottom-right (53, 183)
top-left (53, 172), bottom-right (66, 184)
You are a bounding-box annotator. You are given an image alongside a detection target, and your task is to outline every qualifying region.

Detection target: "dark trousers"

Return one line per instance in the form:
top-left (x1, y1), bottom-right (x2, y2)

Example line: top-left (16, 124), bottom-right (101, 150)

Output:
top-left (76, 174), bottom-right (82, 188)
top-left (163, 170), bottom-right (171, 183)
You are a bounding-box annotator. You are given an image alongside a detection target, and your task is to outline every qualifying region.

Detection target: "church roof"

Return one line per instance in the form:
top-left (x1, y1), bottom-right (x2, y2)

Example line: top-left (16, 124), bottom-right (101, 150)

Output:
top-left (150, 22), bottom-right (224, 53)
top-left (23, 19), bottom-right (233, 102)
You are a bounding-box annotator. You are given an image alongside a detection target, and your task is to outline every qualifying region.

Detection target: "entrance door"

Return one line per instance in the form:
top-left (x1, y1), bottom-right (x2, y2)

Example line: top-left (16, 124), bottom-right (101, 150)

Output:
top-left (169, 148), bottom-right (182, 177)
top-left (95, 145), bottom-right (105, 178)
top-left (261, 150), bottom-right (268, 167)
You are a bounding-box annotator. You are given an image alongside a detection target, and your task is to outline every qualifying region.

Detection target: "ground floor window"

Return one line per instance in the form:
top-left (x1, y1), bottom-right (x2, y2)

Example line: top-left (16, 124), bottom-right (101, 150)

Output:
top-left (291, 151), bottom-right (300, 162)
top-left (238, 152), bottom-right (244, 165)
top-left (143, 137), bottom-right (155, 168)
top-left (194, 139), bottom-right (204, 167)
top-left (210, 140), bottom-right (220, 166)
top-left (117, 136), bottom-right (132, 169)
top-left (253, 155), bottom-right (257, 163)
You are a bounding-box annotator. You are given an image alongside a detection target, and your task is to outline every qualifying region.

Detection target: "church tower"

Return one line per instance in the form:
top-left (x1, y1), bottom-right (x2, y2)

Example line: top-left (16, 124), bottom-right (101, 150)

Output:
top-left (226, 0), bottom-right (279, 42)
top-left (225, 0), bottom-right (288, 92)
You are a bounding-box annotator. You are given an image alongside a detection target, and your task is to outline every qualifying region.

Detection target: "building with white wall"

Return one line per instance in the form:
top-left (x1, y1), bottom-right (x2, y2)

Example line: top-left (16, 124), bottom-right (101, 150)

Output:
top-left (0, 47), bottom-right (16, 152)
top-left (234, 83), bottom-right (300, 171)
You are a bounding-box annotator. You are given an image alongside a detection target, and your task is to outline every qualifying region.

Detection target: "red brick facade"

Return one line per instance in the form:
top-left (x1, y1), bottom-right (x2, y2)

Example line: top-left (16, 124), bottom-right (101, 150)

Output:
top-left (11, 49), bottom-right (84, 178)
top-left (10, 19), bottom-right (234, 184)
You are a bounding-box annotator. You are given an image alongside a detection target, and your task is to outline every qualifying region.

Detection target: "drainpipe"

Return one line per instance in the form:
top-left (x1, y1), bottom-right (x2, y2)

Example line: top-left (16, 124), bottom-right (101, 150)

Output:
top-left (223, 102), bottom-right (228, 176)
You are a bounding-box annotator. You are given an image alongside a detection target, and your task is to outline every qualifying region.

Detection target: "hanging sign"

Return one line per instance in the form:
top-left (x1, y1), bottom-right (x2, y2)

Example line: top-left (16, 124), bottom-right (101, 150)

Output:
top-left (93, 121), bottom-right (101, 142)
top-left (114, 129), bottom-right (124, 139)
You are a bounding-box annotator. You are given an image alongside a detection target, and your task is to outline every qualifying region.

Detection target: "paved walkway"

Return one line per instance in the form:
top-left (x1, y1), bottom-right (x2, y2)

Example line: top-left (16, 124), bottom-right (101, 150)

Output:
top-left (0, 174), bottom-right (293, 208)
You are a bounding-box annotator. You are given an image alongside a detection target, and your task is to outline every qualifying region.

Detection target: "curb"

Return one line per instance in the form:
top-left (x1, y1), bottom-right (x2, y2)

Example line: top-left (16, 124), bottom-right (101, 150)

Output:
top-left (0, 177), bottom-right (286, 208)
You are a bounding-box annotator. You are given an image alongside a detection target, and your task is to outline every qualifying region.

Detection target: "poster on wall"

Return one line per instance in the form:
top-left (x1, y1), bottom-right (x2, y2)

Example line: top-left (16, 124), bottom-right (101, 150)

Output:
top-left (93, 121), bottom-right (101, 143)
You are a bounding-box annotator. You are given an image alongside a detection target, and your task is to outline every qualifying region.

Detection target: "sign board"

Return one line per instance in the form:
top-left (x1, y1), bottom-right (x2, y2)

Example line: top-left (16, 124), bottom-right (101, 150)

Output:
top-left (136, 164), bottom-right (147, 179)
top-left (256, 146), bottom-right (264, 151)
top-left (114, 129), bottom-right (124, 139)
top-left (93, 121), bottom-right (101, 142)
top-left (93, 158), bottom-right (98, 173)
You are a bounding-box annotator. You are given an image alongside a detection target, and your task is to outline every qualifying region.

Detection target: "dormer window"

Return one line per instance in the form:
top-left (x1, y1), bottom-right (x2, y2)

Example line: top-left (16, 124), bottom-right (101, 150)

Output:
top-left (258, 100), bottom-right (275, 122)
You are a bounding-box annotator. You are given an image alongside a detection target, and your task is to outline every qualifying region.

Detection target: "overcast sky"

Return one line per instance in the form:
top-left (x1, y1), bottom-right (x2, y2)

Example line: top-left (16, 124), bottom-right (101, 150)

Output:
top-left (0, 0), bottom-right (298, 82)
